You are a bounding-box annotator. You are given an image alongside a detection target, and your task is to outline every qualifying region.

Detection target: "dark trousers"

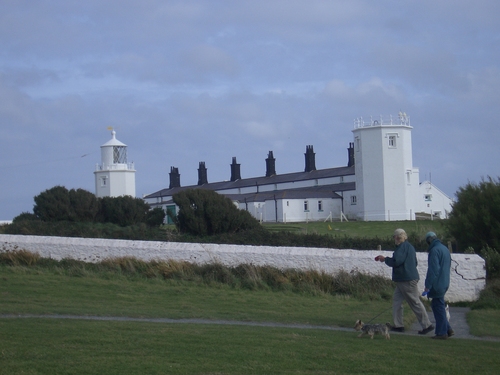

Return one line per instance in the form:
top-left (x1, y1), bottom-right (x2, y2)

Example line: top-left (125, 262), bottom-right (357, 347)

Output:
top-left (431, 297), bottom-right (452, 336)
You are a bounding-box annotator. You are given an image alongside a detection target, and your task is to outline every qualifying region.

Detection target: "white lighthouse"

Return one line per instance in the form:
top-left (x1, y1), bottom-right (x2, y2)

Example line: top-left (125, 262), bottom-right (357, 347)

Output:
top-left (352, 113), bottom-right (420, 221)
top-left (94, 129), bottom-right (136, 198)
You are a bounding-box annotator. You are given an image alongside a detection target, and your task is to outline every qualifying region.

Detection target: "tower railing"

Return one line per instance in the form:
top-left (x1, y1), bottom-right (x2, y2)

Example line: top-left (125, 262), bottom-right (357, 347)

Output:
top-left (353, 113), bottom-right (411, 129)
top-left (95, 162), bottom-right (135, 171)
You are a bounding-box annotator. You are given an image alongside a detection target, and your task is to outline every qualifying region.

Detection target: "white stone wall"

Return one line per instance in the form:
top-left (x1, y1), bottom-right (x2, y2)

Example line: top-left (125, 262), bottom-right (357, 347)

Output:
top-left (0, 234), bottom-right (485, 302)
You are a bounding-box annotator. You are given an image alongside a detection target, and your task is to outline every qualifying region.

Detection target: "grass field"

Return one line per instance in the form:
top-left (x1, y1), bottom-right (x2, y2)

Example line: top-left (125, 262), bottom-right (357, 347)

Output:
top-left (2, 318), bottom-right (499, 375)
top-left (263, 219), bottom-right (447, 238)
top-left (1, 262), bottom-right (500, 375)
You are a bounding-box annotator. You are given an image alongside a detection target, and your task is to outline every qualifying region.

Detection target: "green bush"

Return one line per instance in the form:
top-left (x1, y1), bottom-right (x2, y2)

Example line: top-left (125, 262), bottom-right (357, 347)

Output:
top-left (19, 185), bottom-right (165, 228)
top-left (97, 195), bottom-right (150, 227)
top-left (33, 185), bottom-right (74, 221)
top-left (1, 220), bottom-right (177, 241)
top-left (12, 212), bottom-right (39, 223)
top-left (481, 246), bottom-right (500, 280)
top-left (446, 177), bottom-right (500, 252)
top-left (171, 189), bottom-right (263, 236)
top-left (69, 188), bottom-right (100, 222)
top-left (146, 207), bottom-right (166, 227)
top-left (471, 279), bottom-right (500, 310)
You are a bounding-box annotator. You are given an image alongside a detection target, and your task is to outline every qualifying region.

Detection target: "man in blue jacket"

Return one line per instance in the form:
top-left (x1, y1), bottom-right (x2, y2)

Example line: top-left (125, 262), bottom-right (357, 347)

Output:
top-left (376, 228), bottom-right (433, 334)
top-left (424, 232), bottom-right (454, 339)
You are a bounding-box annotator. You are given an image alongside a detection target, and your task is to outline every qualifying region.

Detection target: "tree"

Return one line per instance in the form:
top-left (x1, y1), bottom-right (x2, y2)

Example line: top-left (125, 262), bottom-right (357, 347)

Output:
top-left (33, 186), bottom-right (99, 222)
top-left (171, 189), bottom-right (262, 236)
top-left (446, 177), bottom-right (500, 252)
top-left (33, 186), bottom-right (73, 221)
top-left (69, 188), bottom-right (99, 222)
top-left (145, 207), bottom-right (166, 227)
top-left (97, 196), bottom-right (150, 227)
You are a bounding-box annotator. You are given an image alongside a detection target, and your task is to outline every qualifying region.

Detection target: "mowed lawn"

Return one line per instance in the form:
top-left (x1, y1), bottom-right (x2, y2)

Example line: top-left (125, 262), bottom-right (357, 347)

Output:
top-left (1, 266), bottom-right (500, 375)
top-left (2, 318), bottom-right (499, 375)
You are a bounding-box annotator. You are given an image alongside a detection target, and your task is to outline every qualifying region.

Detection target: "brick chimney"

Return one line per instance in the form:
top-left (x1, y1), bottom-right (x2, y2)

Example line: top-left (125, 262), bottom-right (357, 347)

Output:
top-left (304, 145), bottom-right (316, 172)
top-left (169, 166), bottom-right (180, 189)
top-left (347, 142), bottom-right (355, 167)
top-left (265, 151), bottom-right (276, 177)
top-left (197, 161), bottom-right (208, 185)
top-left (230, 157), bottom-right (241, 181)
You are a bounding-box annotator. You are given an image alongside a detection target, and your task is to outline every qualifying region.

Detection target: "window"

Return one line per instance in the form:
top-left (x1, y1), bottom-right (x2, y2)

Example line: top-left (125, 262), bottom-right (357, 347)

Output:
top-left (304, 201), bottom-right (309, 211)
top-left (355, 137), bottom-right (360, 151)
top-left (386, 132), bottom-right (398, 148)
top-left (287, 201), bottom-right (289, 207)
top-left (351, 196), bottom-right (357, 205)
top-left (318, 200), bottom-right (323, 211)
top-left (101, 177), bottom-right (107, 187)
top-left (113, 146), bottom-right (127, 163)
top-left (388, 135), bottom-right (396, 148)
top-left (425, 194), bottom-right (432, 201)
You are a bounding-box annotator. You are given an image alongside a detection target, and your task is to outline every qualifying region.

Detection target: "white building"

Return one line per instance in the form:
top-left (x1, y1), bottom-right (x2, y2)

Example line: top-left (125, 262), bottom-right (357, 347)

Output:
top-left (94, 129), bottom-right (136, 198)
top-left (143, 114), bottom-right (453, 222)
top-left (353, 113), bottom-right (420, 221)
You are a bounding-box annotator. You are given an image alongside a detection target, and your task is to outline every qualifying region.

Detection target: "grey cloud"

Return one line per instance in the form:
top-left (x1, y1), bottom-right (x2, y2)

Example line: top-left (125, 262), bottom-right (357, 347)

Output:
top-left (1, 0), bottom-right (499, 220)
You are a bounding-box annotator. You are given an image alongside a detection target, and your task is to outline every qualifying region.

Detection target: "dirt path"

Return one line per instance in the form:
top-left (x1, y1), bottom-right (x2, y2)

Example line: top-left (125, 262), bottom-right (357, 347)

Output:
top-left (409, 306), bottom-right (476, 339)
top-left (1, 307), bottom-right (499, 342)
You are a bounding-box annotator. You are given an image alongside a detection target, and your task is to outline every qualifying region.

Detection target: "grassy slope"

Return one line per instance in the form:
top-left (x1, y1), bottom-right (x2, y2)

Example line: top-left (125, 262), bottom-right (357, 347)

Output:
top-left (1, 264), bottom-right (500, 374)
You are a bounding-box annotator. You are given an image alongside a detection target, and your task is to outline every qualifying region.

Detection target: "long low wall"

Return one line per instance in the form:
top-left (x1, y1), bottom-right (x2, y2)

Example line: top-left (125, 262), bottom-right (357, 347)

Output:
top-left (0, 234), bottom-right (486, 302)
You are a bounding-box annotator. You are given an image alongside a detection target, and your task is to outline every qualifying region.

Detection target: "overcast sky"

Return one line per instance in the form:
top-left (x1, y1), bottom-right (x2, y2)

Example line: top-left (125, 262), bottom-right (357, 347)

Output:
top-left (1, 0), bottom-right (499, 220)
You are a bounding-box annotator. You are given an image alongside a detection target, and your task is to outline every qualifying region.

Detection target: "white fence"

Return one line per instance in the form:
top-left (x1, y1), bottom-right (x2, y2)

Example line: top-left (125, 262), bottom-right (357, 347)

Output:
top-left (0, 234), bottom-right (486, 302)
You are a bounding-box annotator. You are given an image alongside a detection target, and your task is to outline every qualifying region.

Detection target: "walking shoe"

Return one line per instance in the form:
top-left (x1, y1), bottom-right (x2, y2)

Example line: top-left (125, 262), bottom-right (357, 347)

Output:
top-left (387, 325), bottom-right (405, 333)
top-left (418, 325), bottom-right (434, 335)
top-left (431, 334), bottom-right (448, 340)
top-left (447, 329), bottom-right (455, 337)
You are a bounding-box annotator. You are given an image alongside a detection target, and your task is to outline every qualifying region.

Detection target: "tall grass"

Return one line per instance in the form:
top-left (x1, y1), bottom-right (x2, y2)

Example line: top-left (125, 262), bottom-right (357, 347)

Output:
top-left (0, 249), bottom-right (393, 300)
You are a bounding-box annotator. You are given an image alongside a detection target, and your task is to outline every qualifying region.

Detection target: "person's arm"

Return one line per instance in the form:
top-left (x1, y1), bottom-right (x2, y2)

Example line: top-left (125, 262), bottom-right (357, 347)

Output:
top-left (383, 243), bottom-right (407, 268)
top-left (425, 249), bottom-right (439, 290)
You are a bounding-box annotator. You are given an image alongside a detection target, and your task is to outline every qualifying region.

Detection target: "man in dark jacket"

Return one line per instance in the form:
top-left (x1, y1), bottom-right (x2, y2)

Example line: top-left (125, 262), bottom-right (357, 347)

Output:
top-left (376, 228), bottom-right (434, 334)
top-left (424, 232), bottom-right (454, 339)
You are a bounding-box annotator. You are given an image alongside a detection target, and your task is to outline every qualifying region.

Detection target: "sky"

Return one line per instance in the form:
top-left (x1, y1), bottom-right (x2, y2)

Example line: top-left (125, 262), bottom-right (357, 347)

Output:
top-left (1, 0), bottom-right (499, 220)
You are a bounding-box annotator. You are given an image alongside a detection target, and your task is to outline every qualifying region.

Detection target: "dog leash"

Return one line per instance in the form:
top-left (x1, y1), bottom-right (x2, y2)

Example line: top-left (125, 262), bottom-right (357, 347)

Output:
top-left (365, 306), bottom-right (392, 324)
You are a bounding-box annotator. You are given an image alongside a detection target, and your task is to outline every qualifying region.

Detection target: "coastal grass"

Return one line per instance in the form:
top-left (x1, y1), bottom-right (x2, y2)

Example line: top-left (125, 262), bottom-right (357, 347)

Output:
top-left (0, 265), bottom-right (397, 327)
top-left (1, 253), bottom-right (500, 374)
top-left (263, 219), bottom-right (447, 239)
top-left (1, 318), bottom-right (500, 375)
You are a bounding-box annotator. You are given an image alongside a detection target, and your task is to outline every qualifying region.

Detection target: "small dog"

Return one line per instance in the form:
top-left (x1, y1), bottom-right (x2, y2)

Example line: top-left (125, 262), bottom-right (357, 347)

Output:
top-left (354, 320), bottom-right (390, 339)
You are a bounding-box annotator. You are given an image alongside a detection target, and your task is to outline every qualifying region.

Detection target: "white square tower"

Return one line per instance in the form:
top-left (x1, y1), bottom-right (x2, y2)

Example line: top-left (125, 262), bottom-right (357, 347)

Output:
top-left (352, 113), bottom-right (419, 221)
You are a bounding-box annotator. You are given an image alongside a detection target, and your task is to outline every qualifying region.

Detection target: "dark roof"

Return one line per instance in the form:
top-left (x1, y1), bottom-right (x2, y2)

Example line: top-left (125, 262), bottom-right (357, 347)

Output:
top-left (221, 182), bottom-right (355, 203)
top-left (144, 165), bottom-right (355, 199)
top-left (147, 182), bottom-right (355, 208)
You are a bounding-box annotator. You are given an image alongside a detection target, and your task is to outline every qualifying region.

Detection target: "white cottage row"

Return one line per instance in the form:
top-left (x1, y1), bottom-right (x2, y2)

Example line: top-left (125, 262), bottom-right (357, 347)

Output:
top-left (142, 114), bottom-right (453, 222)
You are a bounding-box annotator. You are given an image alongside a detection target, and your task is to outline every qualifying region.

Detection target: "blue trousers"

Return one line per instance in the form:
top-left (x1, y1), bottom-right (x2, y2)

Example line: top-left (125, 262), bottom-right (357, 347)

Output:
top-left (431, 297), bottom-right (452, 336)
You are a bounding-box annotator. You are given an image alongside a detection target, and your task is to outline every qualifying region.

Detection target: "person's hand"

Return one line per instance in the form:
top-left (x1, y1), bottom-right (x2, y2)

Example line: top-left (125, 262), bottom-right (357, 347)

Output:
top-left (424, 288), bottom-right (429, 292)
top-left (375, 255), bottom-right (385, 262)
